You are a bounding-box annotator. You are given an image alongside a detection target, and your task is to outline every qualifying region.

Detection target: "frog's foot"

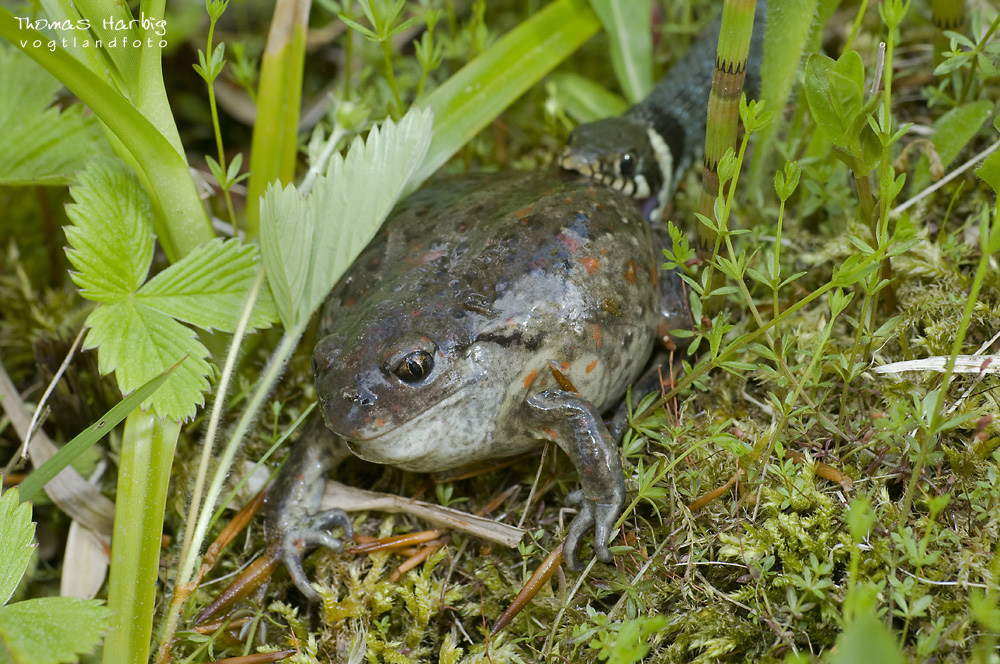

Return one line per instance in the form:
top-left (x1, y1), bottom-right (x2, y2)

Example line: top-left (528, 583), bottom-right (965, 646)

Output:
top-left (273, 509), bottom-right (353, 602)
top-left (525, 389), bottom-right (626, 572)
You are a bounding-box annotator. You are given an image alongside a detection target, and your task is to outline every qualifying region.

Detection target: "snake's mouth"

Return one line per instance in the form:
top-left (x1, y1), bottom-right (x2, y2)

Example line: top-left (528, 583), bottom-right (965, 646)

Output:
top-left (559, 150), bottom-right (651, 199)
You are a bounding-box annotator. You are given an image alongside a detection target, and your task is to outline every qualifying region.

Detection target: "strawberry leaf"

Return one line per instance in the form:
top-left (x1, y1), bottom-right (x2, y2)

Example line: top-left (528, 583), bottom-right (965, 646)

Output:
top-left (64, 159), bottom-right (154, 303)
top-left (82, 303), bottom-right (212, 421)
top-left (0, 486), bottom-right (35, 607)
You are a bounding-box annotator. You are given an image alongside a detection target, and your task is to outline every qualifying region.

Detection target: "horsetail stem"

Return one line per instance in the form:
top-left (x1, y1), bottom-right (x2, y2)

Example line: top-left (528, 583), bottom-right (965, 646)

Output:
top-left (697, 0), bottom-right (759, 294)
top-left (930, 0), bottom-right (964, 65)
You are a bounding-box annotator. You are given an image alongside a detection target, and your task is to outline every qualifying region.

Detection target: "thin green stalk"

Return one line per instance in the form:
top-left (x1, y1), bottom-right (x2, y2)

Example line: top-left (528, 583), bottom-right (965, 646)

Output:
top-left (843, 0), bottom-right (869, 52)
top-left (343, 0), bottom-right (354, 98)
top-left (154, 269), bottom-right (265, 662)
top-left (103, 411), bottom-right (180, 664)
top-left (136, 0), bottom-right (188, 157)
top-left (771, 197), bottom-right (785, 321)
top-left (204, 12), bottom-right (239, 230)
top-left (155, 325), bottom-right (304, 660)
top-left (381, 39), bottom-right (403, 120)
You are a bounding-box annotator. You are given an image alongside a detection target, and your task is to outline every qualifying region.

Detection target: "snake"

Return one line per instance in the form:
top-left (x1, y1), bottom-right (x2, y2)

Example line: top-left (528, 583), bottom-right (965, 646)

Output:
top-left (560, 1), bottom-right (767, 221)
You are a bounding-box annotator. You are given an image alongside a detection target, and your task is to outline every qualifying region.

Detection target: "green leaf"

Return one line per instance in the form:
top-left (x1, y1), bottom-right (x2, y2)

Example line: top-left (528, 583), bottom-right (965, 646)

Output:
top-left (259, 183), bottom-right (309, 331)
top-left (0, 44), bottom-right (111, 186)
top-left (261, 107), bottom-right (433, 331)
top-left (912, 101), bottom-right (991, 190)
top-left (64, 158), bottom-right (154, 303)
top-left (16, 365), bottom-right (178, 503)
top-left (549, 73), bottom-right (629, 123)
top-left (805, 51), bottom-right (867, 150)
top-left (830, 615), bottom-right (905, 664)
top-left (975, 150), bottom-right (1000, 195)
top-left (416, 0), bottom-right (600, 184)
top-left (82, 303), bottom-right (212, 421)
top-left (588, 0), bottom-right (653, 104)
top-left (137, 238), bottom-right (277, 331)
top-left (0, 487), bottom-right (34, 606)
top-left (0, 597), bottom-right (110, 664)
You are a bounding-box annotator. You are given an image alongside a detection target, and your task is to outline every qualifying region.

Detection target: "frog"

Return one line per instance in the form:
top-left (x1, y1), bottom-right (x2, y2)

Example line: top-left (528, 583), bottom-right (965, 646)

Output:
top-left (265, 1), bottom-right (769, 603)
top-left (265, 170), bottom-right (693, 601)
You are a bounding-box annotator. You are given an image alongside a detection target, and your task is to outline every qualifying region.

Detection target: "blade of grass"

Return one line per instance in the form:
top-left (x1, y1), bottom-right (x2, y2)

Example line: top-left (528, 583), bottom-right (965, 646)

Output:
top-left (414, 0), bottom-right (601, 186)
top-left (588, 0), bottom-right (653, 104)
top-left (244, 0), bottom-right (311, 236)
top-left (17, 364), bottom-right (178, 503)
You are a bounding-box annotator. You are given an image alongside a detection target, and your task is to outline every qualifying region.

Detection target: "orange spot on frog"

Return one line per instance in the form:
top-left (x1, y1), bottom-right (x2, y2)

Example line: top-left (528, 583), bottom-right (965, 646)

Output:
top-left (523, 369), bottom-right (538, 390)
top-left (586, 359), bottom-right (598, 374)
top-left (581, 257), bottom-right (599, 274)
top-left (592, 324), bottom-right (603, 348)
top-left (625, 260), bottom-right (637, 284)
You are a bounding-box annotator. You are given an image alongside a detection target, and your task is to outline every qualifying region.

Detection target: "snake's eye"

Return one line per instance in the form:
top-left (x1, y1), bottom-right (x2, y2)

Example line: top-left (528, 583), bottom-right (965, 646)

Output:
top-left (619, 152), bottom-right (637, 177)
top-left (394, 351), bottom-right (434, 383)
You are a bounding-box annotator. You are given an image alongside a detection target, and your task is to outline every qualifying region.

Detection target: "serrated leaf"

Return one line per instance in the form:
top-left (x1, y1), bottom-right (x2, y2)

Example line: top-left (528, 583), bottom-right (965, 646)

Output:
top-left (0, 45), bottom-right (112, 186)
top-left (309, 108), bottom-right (433, 311)
top-left (261, 108), bottom-right (433, 330)
top-left (0, 597), bottom-right (110, 664)
top-left (0, 487), bottom-right (35, 606)
top-left (260, 182), bottom-right (310, 330)
top-left (64, 158), bottom-right (154, 303)
top-left (137, 238), bottom-right (277, 331)
top-left (83, 302), bottom-right (212, 421)
top-left (588, 0), bottom-right (653, 104)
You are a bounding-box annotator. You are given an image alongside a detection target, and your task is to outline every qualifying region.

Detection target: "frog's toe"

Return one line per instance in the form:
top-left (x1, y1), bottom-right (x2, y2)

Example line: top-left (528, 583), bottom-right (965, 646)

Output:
top-left (274, 509), bottom-right (353, 601)
top-left (563, 490), bottom-right (595, 571)
top-left (564, 490), bottom-right (619, 570)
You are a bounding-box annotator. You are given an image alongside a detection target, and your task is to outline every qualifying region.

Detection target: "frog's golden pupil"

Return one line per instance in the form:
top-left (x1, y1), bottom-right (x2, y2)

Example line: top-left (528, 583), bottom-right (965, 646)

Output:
top-left (396, 351), bottom-right (433, 382)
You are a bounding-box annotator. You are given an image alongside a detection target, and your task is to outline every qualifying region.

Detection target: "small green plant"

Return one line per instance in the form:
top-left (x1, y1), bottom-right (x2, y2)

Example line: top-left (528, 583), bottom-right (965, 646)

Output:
top-left (0, 482), bottom-right (110, 664)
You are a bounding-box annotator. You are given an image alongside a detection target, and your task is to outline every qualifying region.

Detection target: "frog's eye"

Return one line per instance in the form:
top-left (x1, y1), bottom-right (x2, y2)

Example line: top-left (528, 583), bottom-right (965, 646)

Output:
top-left (394, 351), bottom-right (434, 383)
top-left (619, 152), bottom-right (637, 177)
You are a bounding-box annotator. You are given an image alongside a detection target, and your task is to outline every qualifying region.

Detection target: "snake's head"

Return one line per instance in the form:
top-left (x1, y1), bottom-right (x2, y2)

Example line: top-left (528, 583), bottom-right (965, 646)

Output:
top-left (561, 116), bottom-right (667, 204)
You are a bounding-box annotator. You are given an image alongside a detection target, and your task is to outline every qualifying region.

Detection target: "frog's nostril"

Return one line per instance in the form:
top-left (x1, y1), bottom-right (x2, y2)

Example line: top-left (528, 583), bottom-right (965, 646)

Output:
top-left (342, 387), bottom-right (375, 407)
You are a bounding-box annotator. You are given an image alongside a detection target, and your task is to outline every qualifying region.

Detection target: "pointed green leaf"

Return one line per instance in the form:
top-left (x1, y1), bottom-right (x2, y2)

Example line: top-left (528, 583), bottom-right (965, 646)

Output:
top-left (416, 0), bottom-right (601, 184)
top-left (549, 73), bottom-right (629, 123)
top-left (0, 45), bottom-right (111, 186)
top-left (83, 302), bottom-right (212, 421)
top-left (588, 0), bottom-right (653, 104)
top-left (0, 487), bottom-right (35, 606)
top-left (64, 158), bottom-right (154, 303)
top-left (16, 365), bottom-right (177, 503)
top-left (262, 108), bottom-right (433, 331)
top-left (0, 597), bottom-right (110, 664)
top-left (137, 238), bottom-right (277, 331)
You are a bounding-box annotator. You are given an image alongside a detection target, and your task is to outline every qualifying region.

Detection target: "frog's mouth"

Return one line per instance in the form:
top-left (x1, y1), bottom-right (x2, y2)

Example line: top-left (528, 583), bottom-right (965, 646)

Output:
top-left (327, 385), bottom-right (507, 474)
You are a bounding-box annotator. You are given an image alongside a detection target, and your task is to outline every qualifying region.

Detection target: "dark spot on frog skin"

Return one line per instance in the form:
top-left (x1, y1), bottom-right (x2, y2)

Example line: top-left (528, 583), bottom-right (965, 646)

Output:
top-left (473, 329), bottom-right (543, 351)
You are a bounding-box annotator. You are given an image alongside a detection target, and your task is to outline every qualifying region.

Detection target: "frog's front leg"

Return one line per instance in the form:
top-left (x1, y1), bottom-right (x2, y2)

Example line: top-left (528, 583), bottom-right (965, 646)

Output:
top-left (524, 390), bottom-right (626, 571)
top-left (263, 427), bottom-right (354, 601)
